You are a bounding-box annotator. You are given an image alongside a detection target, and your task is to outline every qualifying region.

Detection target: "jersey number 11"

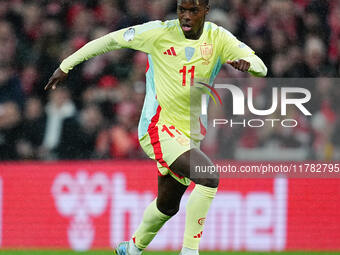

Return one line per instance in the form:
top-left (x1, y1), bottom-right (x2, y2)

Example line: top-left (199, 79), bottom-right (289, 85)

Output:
top-left (179, 65), bottom-right (195, 86)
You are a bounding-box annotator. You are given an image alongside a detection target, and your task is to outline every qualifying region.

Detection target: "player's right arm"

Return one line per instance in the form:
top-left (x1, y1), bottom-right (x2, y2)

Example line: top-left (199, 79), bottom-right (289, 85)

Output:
top-left (45, 21), bottom-right (162, 90)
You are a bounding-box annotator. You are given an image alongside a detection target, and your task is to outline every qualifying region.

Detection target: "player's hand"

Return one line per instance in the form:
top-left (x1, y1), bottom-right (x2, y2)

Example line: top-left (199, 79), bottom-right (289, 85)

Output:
top-left (44, 68), bottom-right (68, 91)
top-left (227, 59), bottom-right (250, 72)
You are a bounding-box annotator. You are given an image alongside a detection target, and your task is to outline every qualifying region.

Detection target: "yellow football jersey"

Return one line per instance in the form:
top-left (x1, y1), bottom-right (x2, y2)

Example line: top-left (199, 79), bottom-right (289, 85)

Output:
top-left (60, 19), bottom-right (266, 141)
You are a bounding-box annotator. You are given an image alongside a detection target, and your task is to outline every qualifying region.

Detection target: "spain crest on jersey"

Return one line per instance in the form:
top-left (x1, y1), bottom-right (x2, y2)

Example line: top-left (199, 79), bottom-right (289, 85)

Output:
top-left (200, 43), bottom-right (213, 65)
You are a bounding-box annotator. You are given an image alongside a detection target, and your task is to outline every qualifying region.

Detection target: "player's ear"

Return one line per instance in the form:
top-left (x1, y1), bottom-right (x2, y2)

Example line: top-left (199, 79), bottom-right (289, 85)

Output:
top-left (205, 4), bottom-right (210, 14)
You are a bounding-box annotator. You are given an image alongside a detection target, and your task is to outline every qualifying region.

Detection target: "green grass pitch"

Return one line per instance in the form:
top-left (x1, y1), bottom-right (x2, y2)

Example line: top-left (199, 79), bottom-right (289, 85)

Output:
top-left (0, 251), bottom-right (339, 255)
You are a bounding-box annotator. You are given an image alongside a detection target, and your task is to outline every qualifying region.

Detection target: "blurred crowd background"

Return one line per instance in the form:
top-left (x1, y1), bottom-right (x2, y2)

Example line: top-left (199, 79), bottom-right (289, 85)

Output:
top-left (0, 0), bottom-right (340, 161)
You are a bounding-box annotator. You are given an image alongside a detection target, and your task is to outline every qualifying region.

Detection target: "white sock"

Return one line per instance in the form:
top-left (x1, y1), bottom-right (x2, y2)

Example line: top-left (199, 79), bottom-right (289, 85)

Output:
top-left (128, 239), bottom-right (143, 255)
top-left (181, 247), bottom-right (199, 255)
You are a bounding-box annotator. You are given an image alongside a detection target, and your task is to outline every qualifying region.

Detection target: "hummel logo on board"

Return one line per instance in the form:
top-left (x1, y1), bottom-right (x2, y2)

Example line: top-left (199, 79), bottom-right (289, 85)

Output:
top-left (163, 47), bottom-right (177, 56)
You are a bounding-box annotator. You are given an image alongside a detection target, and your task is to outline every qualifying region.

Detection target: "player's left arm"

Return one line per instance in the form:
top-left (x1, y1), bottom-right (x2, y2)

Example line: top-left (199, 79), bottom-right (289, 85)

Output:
top-left (220, 28), bottom-right (267, 77)
top-left (227, 55), bottom-right (267, 77)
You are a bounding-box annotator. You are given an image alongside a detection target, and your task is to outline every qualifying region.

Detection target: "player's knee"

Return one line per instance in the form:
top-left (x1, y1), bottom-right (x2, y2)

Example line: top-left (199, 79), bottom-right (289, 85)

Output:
top-left (195, 173), bottom-right (220, 188)
top-left (160, 207), bottom-right (179, 217)
top-left (156, 199), bottom-right (180, 217)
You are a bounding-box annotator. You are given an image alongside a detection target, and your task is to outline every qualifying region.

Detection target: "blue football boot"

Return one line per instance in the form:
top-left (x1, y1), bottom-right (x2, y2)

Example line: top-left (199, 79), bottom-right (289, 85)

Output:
top-left (113, 241), bottom-right (130, 255)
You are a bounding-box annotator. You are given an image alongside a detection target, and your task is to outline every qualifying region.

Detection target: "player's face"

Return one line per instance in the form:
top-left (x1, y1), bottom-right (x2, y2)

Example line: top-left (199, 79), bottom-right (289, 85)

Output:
top-left (177, 0), bottom-right (209, 40)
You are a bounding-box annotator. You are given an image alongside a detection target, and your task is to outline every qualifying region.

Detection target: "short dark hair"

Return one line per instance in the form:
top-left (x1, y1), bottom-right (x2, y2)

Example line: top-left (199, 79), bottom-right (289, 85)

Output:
top-left (179, 0), bottom-right (209, 6)
top-left (196, 0), bottom-right (209, 5)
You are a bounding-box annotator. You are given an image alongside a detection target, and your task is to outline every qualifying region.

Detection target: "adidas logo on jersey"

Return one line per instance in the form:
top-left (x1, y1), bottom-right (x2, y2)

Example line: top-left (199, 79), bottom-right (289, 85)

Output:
top-left (163, 47), bottom-right (177, 56)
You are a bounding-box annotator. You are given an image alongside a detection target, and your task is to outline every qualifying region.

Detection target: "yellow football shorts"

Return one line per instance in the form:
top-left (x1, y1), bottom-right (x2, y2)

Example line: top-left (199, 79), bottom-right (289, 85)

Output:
top-left (139, 123), bottom-right (199, 186)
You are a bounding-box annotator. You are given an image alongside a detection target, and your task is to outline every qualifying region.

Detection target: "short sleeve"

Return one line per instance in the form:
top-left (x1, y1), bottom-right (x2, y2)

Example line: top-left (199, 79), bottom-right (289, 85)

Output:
top-left (218, 27), bottom-right (255, 63)
top-left (111, 20), bottom-right (164, 54)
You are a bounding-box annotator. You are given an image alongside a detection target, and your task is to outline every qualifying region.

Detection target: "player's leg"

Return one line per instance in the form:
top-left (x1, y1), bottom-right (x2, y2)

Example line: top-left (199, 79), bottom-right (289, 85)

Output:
top-left (170, 148), bottom-right (219, 255)
top-left (170, 147), bottom-right (219, 187)
top-left (156, 172), bottom-right (188, 215)
top-left (115, 173), bottom-right (188, 255)
top-left (131, 174), bottom-right (188, 252)
top-left (116, 123), bottom-right (212, 255)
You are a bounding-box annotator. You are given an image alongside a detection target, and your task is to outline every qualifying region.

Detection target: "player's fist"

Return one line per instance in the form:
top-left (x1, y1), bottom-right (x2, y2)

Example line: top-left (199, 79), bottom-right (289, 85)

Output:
top-left (44, 68), bottom-right (68, 91)
top-left (227, 59), bottom-right (250, 72)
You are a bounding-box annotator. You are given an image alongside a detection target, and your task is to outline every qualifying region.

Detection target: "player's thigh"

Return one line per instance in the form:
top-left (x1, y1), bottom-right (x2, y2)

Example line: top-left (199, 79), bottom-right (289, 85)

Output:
top-left (139, 123), bottom-right (193, 186)
top-left (156, 174), bottom-right (188, 216)
top-left (170, 148), bottom-right (219, 188)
